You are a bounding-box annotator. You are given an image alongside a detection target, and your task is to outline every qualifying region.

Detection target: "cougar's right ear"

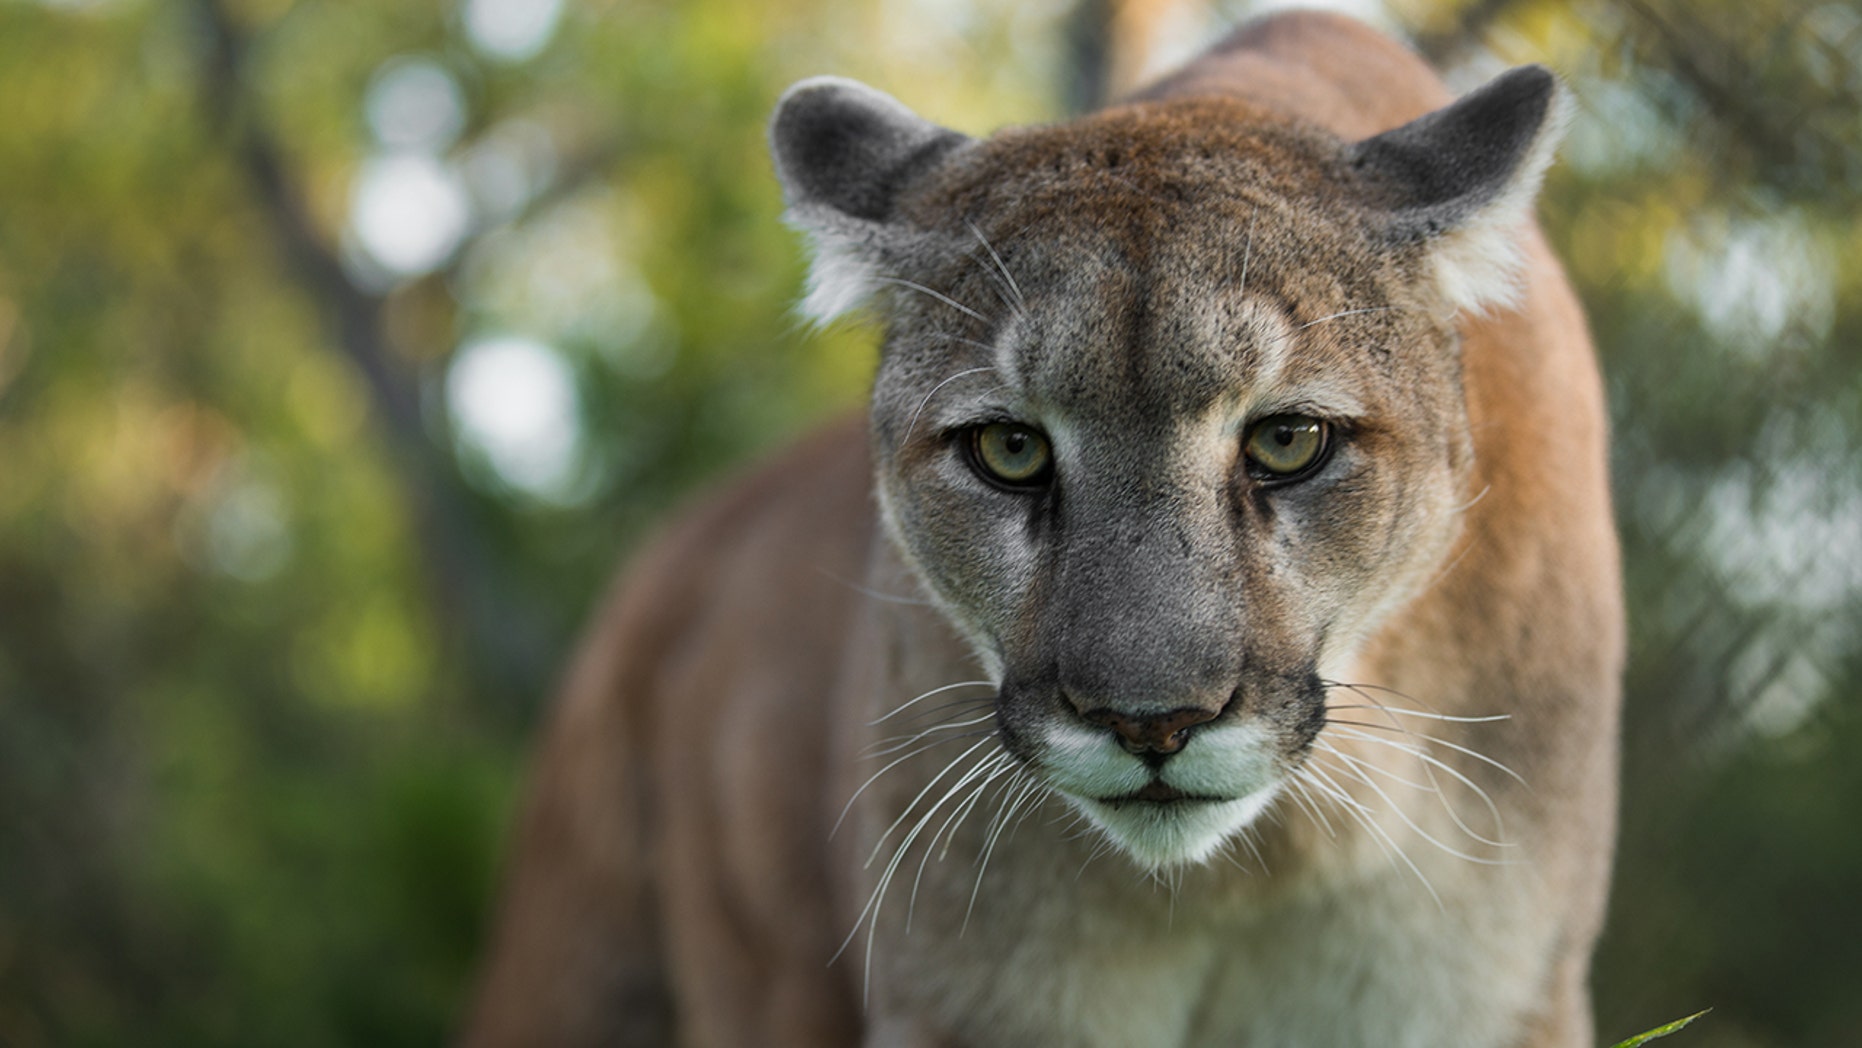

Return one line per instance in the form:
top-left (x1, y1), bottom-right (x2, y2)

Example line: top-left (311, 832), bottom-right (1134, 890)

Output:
top-left (1348, 65), bottom-right (1570, 315)
top-left (770, 77), bottom-right (972, 323)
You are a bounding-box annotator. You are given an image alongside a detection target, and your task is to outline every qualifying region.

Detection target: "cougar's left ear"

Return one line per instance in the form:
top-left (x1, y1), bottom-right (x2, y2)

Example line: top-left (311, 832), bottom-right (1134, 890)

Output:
top-left (771, 77), bottom-right (973, 323)
top-left (1349, 65), bottom-right (1570, 314)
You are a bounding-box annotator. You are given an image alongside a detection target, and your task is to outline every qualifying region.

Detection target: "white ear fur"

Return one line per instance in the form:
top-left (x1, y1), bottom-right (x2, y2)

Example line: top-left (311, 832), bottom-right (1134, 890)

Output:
top-left (768, 76), bottom-right (970, 325)
top-left (790, 223), bottom-right (884, 324)
top-left (1426, 82), bottom-right (1572, 315)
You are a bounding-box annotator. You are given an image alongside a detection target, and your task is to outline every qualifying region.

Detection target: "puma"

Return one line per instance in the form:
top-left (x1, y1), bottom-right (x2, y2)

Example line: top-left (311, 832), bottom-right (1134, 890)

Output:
top-left (464, 11), bottom-right (1623, 1047)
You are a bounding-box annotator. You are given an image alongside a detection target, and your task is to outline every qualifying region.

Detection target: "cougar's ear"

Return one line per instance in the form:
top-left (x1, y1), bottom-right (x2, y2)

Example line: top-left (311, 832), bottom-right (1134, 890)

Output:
top-left (771, 77), bottom-right (972, 323)
top-left (1349, 65), bottom-right (1570, 314)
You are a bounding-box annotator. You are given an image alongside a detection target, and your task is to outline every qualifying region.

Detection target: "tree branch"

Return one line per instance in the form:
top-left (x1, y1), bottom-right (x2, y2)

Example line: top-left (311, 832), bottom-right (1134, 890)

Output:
top-left (189, 0), bottom-right (556, 712)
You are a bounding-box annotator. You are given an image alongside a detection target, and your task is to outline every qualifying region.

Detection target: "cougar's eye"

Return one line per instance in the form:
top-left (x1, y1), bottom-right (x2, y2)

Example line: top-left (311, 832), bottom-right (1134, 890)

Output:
top-left (968, 422), bottom-right (1052, 488)
top-left (1243, 414), bottom-right (1329, 481)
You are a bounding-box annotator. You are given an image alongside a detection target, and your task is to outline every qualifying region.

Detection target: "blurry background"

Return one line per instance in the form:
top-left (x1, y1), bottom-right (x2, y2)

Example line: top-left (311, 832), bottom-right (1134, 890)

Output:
top-left (0, 0), bottom-right (1856, 1044)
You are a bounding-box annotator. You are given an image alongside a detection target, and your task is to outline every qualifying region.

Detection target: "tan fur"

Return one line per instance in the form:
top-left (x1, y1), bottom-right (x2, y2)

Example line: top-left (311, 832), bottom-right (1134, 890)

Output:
top-left (464, 13), bottom-right (1621, 1047)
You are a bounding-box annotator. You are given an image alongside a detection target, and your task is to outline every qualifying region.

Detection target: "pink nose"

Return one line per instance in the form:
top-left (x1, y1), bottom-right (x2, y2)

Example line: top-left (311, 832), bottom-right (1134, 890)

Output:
top-left (1080, 706), bottom-right (1222, 756)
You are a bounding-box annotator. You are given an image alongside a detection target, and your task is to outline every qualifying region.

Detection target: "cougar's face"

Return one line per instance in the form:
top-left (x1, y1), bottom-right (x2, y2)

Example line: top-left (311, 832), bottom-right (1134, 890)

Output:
top-left (868, 119), bottom-right (1474, 868)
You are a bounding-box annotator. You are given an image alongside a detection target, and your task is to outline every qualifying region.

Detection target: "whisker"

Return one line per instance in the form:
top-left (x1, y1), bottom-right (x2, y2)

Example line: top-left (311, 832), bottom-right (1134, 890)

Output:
top-left (1238, 209), bottom-right (1257, 296)
top-left (846, 743), bottom-right (1006, 1003)
top-left (875, 695), bottom-right (997, 732)
top-left (1314, 738), bottom-right (1431, 791)
top-left (1416, 536), bottom-right (1479, 597)
top-left (1322, 724), bottom-right (1511, 848)
top-left (1285, 777), bottom-right (1337, 839)
top-left (901, 365), bottom-right (997, 445)
top-left (1293, 306), bottom-right (1398, 332)
top-left (907, 753), bottom-right (1016, 932)
top-left (814, 567), bottom-right (933, 606)
top-left (1076, 832), bottom-right (1119, 881)
top-left (935, 756), bottom-right (1017, 863)
top-left (866, 737), bottom-right (1000, 867)
top-left (871, 679), bottom-right (996, 725)
top-left (1318, 679), bottom-right (1448, 714)
top-left (865, 706), bottom-right (996, 748)
top-left (925, 331), bottom-right (1006, 354)
top-left (965, 219), bottom-right (1027, 314)
top-left (964, 773), bottom-right (1044, 932)
top-left (1334, 722), bottom-right (1528, 792)
top-left (835, 732), bottom-right (987, 841)
top-left (1254, 306), bottom-right (1405, 352)
top-left (1451, 483), bottom-right (1493, 515)
top-left (1314, 745), bottom-right (1513, 866)
top-left (1299, 762), bottom-right (1443, 910)
top-left (1300, 762), bottom-right (1375, 818)
top-left (861, 725), bottom-right (993, 761)
top-left (876, 276), bottom-right (988, 323)
top-left (1230, 824), bottom-right (1268, 875)
top-left (1321, 703), bottom-right (1510, 724)
top-left (1320, 682), bottom-right (1526, 787)
top-left (1321, 680), bottom-right (1520, 851)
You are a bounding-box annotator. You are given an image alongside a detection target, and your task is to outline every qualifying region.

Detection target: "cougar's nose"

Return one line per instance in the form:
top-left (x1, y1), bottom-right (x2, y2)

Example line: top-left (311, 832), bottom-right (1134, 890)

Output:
top-left (1078, 703), bottom-right (1226, 758)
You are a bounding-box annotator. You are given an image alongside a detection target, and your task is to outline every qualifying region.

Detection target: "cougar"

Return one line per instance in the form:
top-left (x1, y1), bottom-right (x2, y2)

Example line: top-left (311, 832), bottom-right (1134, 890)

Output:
top-left (464, 11), bottom-right (1623, 1047)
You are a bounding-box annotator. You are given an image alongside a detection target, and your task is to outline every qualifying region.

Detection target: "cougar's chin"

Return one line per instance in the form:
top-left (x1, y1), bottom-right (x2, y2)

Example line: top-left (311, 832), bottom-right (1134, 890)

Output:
top-left (1069, 790), bottom-right (1281, 869)
top-left (1035, 719), bottom-right (1287, 869)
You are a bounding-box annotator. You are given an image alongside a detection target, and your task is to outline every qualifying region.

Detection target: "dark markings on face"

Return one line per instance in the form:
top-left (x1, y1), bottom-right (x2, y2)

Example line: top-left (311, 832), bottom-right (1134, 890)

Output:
top-left (866, 97), bottom-right (1472, 773)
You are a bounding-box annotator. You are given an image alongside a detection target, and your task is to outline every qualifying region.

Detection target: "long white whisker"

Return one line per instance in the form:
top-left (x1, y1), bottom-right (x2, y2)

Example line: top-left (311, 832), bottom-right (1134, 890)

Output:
top-left (1232, 824), bottom-right (1268, 874)
top-left (964, 773), bottom-right (1043, 932)
top-left (1286, 777), bottom-right (1337, 839)
top-left (1314, 738), bottom-right (1432, 790)
top-left (1323, 703), bottom-right (1510, 724)
top-left (877, 276), bottom-right (988, 323)
top-left (1294, 306), bottom-right (1396, 332)
top-left (907, 753), bottom-right (1016, 932)
top-left (1315, 746), bottom-right (1513, 866)
top-left (1075, 831), bottom-right (1119, 881)
top-left (839, 742), bottom-right (1005, 1002)
top-left (1319, 680), bottom-right (1447, 714)
top-left (865, 737), bottom-right (999, 867)
top-left (862, 725), bottom-right (994, 760)
top-left (925, 331), bottom-right (1005, 354)
top-left (813, 568), bottom-right (934, 606)
top-left (871, 679), bottom-right (996, 725)
top-left (877, 696), bottom-right (998, 732)
top-left (1416, 536), bottom-right (1480, 597)
top-left (1322, 725), bottom-right (1511, 848)
top-left (1301, 762), bottom-right (1442, 910)
top-left (1330, 693), bottom-right (1488, 828)
top-left (1238, 209), bottom-right (1257, 295)
top-left (935, 755), bottom-right (1017, 863)
top-left (1321, 682), bottom-right (1527, 787)
top-left (1451, 483), bottom-right (1493, 515)
top-left (1300, 762), bottom-right (1375, 817)
top-left (966, 219), bottom-right (1026, 314)
top-left (901, 365), bottom-right (997, 445)
top-left (1342, 720), bottom-right (1528, 790)
top-left (833, 732), bottom-right (983, 838)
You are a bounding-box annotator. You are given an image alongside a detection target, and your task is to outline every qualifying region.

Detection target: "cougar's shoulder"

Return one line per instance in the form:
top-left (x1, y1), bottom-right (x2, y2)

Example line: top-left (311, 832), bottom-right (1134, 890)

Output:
top-left (1134, 9), bottom-right (1455, 134)
top-left (464, 418), bottom-right (874, 1047)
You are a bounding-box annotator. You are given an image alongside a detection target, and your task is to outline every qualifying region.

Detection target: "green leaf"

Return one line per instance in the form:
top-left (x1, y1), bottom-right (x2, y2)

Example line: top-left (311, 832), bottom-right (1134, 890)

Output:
top-left (1608, 1009), bottom-right (1710, 1048)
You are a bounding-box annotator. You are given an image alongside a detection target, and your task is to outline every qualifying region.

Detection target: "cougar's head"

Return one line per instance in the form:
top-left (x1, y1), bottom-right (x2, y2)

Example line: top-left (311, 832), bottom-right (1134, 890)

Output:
top-left (772, 70), bottom-right (1565, 868)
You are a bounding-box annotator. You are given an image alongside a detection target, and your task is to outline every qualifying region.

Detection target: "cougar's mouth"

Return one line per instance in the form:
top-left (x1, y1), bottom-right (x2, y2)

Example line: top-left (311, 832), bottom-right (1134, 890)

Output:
top-left (1032, 717), bottom-right (1288, 867)
top-left (1103, 782), bottom-right (1220, 805)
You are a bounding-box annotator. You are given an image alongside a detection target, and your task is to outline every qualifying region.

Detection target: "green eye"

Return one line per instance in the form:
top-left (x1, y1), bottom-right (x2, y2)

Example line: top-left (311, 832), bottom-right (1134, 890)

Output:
top-left (969, 423), bottom-right (1052, 487)
top-left (1243, 414), bottom-right (1329, 480)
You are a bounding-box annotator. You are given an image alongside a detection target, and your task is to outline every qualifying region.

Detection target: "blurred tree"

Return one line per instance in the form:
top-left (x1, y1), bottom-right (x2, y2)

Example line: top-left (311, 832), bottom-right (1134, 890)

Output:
top-left (0, 0), bottom-right (1854, 1045)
